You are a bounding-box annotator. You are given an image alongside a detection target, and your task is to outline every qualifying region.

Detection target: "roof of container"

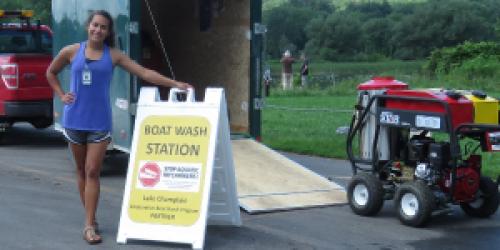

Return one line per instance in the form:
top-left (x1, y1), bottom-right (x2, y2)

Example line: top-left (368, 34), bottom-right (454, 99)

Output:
top-left (357, 76), bottom-right (409, 90)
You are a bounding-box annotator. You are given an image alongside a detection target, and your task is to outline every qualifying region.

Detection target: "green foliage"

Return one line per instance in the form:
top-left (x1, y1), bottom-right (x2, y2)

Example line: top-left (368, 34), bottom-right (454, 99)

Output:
top-left (264, 1), bottom-right (332, 58)
top-left (263, 0), bottom-right (428, 11)
top-left (263, 93), bottom-right (500, 177)
top-left (263, 0), bottom-right (288, 11)
top-left (305, 12), bottom-right (363, 61)
top-left (261, 59), bottom-right (500, 178)
top-left (426, 41), bottom-right (500, 75)
top-left (264, 0), bottom-right (500, 61)
top-left (451, 56), bottom-right (500, 80)
top-left (360, 18), bottom-right (392, 56)
top-left (390, 0), bottom-right (495, 60)
top-left (267, 59), bottom-right (425, 90)
top-left (0, 0), bottom-right (51, 24)
top-left (292, 73), bottom-right (302, 88)
top-left (345, 0), bottom-right (392, 18)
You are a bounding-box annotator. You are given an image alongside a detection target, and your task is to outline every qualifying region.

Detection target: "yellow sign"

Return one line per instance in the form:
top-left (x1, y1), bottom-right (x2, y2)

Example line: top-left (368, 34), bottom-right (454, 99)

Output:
top-left (117, 87), bottom-right (240, 248)
top-left (127, 115), bottom-right (211, 226)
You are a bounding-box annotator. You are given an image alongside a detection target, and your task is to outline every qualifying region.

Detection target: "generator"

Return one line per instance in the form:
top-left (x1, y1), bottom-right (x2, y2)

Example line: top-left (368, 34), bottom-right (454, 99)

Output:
top-left (346, 76), bottom-right (500, 227)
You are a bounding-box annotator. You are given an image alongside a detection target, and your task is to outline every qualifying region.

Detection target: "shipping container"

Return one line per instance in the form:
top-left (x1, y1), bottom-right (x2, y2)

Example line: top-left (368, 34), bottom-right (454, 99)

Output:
top-left (51, 0), bottom-right (264, 152)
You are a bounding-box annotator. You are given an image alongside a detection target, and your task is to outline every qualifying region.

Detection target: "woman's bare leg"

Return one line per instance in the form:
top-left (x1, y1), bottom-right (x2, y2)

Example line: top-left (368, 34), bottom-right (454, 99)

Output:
top-left (69, 143), bottom-right (87, 206)
top-left (83, 140), bottom-right (109, 229)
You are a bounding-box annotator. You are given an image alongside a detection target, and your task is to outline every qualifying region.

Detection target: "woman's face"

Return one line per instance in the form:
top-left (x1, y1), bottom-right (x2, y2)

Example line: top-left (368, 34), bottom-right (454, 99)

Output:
top-left (87, 14), bottom-right (110, 44)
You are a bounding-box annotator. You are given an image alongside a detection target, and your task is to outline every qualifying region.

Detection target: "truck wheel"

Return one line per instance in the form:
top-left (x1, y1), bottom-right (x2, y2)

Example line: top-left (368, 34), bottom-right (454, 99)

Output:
top-left (347, 173), bottom-right (384, 216)
top-left (0, 122), bottom-right (11, 143)
top-left (395, 181), bottom-right (435, 227)
top-left (460, 177), bottom-right (499, 218)
top-left (31, 119), bottom-right (53, 129)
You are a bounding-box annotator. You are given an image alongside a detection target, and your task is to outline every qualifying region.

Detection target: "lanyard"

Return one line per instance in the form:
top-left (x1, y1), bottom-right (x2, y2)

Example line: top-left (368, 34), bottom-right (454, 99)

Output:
top-left (82, 61), bottom-right (92, 86)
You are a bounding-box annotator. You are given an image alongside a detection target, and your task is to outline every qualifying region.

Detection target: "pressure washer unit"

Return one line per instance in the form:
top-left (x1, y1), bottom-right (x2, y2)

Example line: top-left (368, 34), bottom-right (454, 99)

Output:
top-left (346, 76), bottom-right (500, 227)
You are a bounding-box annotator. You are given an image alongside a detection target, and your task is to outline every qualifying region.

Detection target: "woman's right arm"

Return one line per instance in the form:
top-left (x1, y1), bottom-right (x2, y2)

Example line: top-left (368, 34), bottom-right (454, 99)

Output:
top-left (46, 45), bottom-right (76, 104)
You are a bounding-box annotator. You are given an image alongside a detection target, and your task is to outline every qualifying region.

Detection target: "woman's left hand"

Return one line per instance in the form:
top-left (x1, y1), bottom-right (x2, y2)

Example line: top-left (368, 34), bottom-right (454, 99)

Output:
top-left (176, 81), bottom-right (193, 90)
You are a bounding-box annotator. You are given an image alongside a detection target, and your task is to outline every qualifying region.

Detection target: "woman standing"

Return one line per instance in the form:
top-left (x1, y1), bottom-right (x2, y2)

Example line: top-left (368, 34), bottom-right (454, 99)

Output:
top-left (46, 10), bottom-right (192, 244)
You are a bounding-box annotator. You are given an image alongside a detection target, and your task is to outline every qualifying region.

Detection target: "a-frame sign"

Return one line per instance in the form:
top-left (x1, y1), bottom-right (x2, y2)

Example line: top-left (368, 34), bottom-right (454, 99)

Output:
top-left (117, 87), bottom-right (241, 249)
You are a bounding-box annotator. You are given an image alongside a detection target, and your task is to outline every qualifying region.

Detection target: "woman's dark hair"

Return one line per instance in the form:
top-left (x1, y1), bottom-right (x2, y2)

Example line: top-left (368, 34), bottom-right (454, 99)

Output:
top-left (86, 10), bottom-right (115, 47)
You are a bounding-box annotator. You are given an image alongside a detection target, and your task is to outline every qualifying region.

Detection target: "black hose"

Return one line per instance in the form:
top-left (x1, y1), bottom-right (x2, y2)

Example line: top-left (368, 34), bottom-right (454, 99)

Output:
top-left (372, 111), bottom-right (381, 173)
top-left (346, 112), bottom-right (358, 174)
top-left (346, 93), bottom-right (378, 174)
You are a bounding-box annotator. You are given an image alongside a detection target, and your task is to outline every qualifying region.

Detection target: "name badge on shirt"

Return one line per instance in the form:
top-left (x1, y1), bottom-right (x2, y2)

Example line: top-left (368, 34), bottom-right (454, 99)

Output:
top-left (82, 68), bottom-right (92, 85)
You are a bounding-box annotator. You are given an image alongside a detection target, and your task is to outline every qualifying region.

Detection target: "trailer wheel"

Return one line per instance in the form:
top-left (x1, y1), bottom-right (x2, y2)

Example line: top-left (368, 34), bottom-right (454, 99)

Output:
top-left (31, 118), bottom-right (53, 129)
top-left (347, 173), bottom-right (384, 216)
top-left (460, 177), bottom-right (499, 218)
top-left (395, 181), bottom-right (435, 227)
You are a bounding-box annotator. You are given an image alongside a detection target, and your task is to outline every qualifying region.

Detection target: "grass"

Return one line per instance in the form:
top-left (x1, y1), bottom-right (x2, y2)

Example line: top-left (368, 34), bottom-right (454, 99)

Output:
top-left (262, 94), bottom-right (500, 178)
top-left (263, 0), bottom-right (428, 11)
top-left (261, 60), bottom-right (500, 179)
top-left (266, 60), bottom-right (426, 89)
top-left (262, 95), bottom-right (354, 158)
top-left (268, 59), bottom-right (424, 75)
top-left (482, 154), bottom-right (500, 179)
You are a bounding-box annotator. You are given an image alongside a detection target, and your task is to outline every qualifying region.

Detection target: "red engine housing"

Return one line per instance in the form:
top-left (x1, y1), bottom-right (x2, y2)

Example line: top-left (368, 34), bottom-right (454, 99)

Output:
top-left (385, 89), bottom-right (474, 130)
top-left (439, 155), bottom-right (481, 202)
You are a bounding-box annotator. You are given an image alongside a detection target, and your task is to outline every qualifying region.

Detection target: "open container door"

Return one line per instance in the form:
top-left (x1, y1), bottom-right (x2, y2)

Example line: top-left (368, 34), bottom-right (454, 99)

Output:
top-left (52, 0), bottom-right (135, 151)
top-left (134, 0), bottom-right (256, 135)
top-left (53, 0), bottom-right (261, 152)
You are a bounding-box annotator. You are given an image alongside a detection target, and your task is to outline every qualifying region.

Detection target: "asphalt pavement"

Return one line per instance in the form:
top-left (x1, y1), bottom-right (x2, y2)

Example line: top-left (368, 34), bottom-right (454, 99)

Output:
top-left (0, 124), bottom-right (499, 250)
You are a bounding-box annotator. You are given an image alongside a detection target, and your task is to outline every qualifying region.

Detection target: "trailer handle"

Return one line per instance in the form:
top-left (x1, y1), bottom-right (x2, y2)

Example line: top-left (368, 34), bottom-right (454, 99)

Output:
top-left (168, 88), bottom-right (195, 103)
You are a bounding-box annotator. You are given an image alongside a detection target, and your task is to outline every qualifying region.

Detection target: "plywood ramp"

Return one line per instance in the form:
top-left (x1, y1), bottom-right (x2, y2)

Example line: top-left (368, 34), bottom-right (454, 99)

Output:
top-left (231, 139), bottom-right (347, 213)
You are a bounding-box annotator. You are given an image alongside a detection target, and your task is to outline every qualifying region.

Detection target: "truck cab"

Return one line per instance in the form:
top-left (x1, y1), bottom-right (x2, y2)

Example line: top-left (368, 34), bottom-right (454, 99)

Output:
top-left (0, 10), bottom-right (53, 135)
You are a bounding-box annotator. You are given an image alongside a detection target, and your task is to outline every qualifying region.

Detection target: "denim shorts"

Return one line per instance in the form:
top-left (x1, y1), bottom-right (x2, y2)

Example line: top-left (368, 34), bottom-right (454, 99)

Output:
top-left (63, 128), bottom-right (111, 145)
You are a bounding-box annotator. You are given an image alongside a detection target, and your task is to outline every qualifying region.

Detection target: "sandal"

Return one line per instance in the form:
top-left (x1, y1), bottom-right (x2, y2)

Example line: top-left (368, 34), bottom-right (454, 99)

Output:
top-left (93, 221), bottom-right (99, 233)
top-left (83, 226), bottom-right (102, 244)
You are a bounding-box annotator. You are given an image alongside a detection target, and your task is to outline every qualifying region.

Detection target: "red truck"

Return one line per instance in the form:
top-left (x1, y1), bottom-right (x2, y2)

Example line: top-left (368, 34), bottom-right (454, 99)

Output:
top-left (0, 10), bottom-right (53, 137)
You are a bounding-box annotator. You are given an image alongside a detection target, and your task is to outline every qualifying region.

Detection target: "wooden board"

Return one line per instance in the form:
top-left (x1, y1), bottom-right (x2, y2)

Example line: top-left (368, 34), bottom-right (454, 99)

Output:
top-left (232, 139), bottom-right (347, 213)
top-left (142, 0), bottom-right (251, 133)
top-left (239, 190), bottom-right (347, 213)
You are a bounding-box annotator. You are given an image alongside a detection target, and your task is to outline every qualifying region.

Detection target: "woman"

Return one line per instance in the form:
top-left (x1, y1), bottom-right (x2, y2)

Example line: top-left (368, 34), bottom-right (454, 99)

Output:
top-left (46, 10), bottom-right (192, 244)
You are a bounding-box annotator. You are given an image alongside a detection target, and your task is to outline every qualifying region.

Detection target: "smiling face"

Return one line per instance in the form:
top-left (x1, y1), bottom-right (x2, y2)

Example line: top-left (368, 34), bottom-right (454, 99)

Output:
top-left (87, 14), bottom-right (110, 45)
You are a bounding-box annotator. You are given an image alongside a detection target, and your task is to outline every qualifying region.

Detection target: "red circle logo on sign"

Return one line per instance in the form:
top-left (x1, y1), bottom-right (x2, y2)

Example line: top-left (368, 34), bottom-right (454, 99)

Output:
top-left (138, 162), bottom-right (161, 187)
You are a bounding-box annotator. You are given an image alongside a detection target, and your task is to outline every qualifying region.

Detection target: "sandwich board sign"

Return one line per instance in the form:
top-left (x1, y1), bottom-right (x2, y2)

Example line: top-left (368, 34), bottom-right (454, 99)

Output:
top-left (117, 87), bottom-right (241, 249)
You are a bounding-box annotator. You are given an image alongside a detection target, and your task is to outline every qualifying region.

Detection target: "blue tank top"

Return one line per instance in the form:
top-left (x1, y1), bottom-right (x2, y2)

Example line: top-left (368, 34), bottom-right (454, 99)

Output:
top-left (63, 42), bottom-right (114, 131)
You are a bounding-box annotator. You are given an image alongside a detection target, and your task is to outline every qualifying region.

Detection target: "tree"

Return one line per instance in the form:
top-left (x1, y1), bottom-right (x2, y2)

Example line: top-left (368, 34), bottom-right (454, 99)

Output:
top-left (361, 18), bottom-right (391, 56)
top-left (304, 17), bottom-right (325, 58)
top-left (346, 0), bottom-right (392, 18)
top-left (289, 0), bottom-right (334, 13)
top-left (264, 0), bottom-right (499, 61)
top-left (390, 0), bottom-right (494, 59)
top-left (305, 12), bottom-right (363, 61)
top-left (263, 0), bottom-right (333, 58)
top-left (1, 0), bottom-right (51, 24)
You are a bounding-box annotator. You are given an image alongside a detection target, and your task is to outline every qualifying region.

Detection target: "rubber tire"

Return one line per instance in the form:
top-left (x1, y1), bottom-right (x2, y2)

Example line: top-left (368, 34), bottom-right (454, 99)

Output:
top-left (395, 181), bottom-right (435, 227)
top-left (31, 119), bottom-right (53, 129)
top-left (347, 173), bottom-right (385, 216)
top-left (460, 177), bottom-right (499, 218)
